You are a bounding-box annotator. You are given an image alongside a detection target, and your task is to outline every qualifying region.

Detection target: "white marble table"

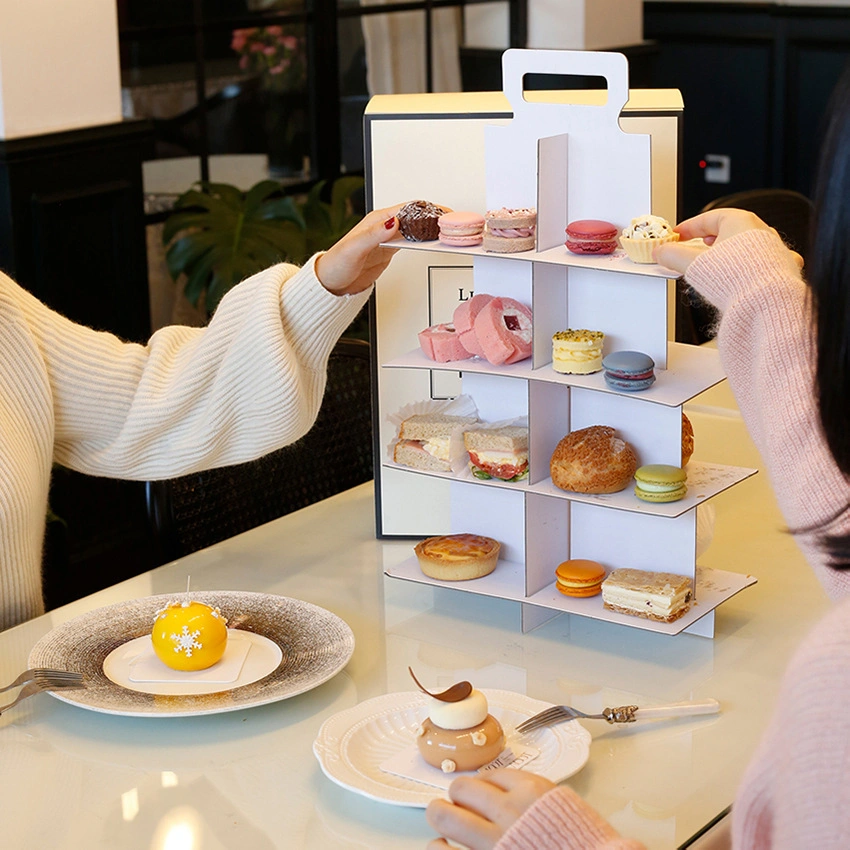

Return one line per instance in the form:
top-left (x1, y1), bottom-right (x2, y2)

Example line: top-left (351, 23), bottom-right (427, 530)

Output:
top-left (0, 392), bottom-right (830, 849)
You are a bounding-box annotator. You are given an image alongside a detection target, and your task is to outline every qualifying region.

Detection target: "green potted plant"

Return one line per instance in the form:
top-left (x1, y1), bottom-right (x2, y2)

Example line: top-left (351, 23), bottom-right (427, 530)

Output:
top-left (162, 175), bottom-right (365, 315)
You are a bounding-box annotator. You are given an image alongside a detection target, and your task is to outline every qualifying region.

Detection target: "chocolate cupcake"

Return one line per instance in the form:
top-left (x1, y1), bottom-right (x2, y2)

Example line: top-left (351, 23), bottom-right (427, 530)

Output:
top-left (398, 200), bottom-right (452, 242)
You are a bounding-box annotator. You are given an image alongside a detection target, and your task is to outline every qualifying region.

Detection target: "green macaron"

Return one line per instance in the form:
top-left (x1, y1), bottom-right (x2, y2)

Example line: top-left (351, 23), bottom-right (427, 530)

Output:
top-left (634, 464), bottom-right (688, 503)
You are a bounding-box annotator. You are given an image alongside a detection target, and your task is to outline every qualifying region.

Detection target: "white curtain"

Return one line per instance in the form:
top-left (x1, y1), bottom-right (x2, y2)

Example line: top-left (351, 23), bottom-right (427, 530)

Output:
top-left (360, 1), bottom-right (462, 95)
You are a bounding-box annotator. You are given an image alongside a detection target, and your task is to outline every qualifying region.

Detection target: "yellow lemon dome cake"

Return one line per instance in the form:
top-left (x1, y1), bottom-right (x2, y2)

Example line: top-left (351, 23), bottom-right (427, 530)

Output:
top-left (151, 600), bottom-right (228, 671)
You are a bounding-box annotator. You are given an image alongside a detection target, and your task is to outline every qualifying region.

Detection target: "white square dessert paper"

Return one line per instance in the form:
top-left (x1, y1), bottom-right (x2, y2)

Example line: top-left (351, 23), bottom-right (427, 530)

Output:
top-left (380, 741), bottom-right (541, 791)
top-left (128, 628), bottom-right (253, 683)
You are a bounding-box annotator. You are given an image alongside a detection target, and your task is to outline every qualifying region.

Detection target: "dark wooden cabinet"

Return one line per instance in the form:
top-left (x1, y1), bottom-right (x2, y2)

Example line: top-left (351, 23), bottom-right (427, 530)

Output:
top-left (0, 120), bottom-right (153, 341)
top-left (645, 2), bottom-right (850, 217)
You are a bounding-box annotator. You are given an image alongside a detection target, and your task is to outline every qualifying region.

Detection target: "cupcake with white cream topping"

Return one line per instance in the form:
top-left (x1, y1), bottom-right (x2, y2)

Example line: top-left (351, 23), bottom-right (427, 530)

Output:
top-left (619, 214), bottom-right (679, 264)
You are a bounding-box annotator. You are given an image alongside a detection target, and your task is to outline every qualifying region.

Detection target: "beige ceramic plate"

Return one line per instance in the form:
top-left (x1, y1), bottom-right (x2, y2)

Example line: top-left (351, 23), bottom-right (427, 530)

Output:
top-left (28, 591), bottom-right (354, 717)
top-left (313, 690), bottom-right (591, 807)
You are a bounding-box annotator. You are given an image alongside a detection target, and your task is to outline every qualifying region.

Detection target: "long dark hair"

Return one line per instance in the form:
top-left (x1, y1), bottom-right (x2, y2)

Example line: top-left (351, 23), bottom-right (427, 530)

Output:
top-left (807, 62), bottom-right (850, 566)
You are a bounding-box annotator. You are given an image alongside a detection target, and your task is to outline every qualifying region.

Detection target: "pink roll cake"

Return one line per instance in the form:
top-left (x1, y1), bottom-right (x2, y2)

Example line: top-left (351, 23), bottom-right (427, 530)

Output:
top-left (418, 323), bottom-right (472, 362)
top-left (438, 211), bottom-right (485, 247)
top-left (453, 294), bottom-right (493, 358)
top-left (473, 296), bottom-right (533, 365)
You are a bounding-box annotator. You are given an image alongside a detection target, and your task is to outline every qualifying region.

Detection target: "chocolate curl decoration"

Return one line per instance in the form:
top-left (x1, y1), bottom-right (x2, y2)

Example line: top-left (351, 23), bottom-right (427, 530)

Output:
top-left (409, 667), bottom-right (473, 702)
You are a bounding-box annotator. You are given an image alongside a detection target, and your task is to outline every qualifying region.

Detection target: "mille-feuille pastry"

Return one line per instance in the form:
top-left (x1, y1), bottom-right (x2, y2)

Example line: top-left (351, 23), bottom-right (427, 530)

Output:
top-left (601, 568), bottom-right (693, 622)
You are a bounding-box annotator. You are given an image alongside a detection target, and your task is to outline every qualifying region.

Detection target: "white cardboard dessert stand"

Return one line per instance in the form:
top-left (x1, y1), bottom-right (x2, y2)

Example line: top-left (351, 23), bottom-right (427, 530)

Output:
top-left (366, 49), bottom-right (757, 638)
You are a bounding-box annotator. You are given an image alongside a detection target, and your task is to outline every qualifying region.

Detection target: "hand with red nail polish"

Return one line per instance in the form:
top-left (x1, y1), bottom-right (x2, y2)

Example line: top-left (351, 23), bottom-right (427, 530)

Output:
top-left (315, 203), bottom-right (404, 295)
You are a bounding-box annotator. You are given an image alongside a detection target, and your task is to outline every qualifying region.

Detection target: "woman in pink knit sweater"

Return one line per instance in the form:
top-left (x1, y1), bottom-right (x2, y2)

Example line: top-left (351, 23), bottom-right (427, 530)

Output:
top-left (425, 72), bottom-right (850, 850)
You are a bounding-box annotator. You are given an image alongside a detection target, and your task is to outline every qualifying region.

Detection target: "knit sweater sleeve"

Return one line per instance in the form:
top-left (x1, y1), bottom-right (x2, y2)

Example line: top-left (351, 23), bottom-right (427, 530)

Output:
top-left (496, 787), bottom-right (646, 850)
top-left (13, 255), bottom-right (370, 480)
top-left (731, 595), bottom-right (850, 849)
top-left (683, 229), bottom-right (850, 598)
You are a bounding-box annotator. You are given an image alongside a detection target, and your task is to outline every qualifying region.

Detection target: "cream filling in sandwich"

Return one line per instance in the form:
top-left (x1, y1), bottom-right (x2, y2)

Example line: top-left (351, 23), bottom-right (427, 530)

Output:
top-left (422, 436), bottom-right (451, 462)
top-left (469, 449), bottom-right (528, 466)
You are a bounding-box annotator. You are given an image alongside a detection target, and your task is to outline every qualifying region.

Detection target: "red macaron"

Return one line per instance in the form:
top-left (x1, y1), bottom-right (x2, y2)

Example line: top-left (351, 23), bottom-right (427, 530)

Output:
top-left (565, 220), bottom-right (619, 255)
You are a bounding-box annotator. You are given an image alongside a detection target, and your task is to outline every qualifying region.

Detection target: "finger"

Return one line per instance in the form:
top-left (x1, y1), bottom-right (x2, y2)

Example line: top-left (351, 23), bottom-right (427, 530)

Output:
top-left (468, 769), bottom-right (557, 815)
top-left (790, 250), bottom-right (804, 270)
top-left (426, 798), bottom-right (502, 850)
top-left (446, 775), bottom-right (513, 825)
top-left (361, 243), bottom-right (400, 267)
top-left (653, 241), bottom-right (710, 275)
top-left (426, 840), bottom-right (455, 850)
top-left (344, 249), bottom-right (399, 292)
top-left (672, 210), bottom-right (729, 242)
top-left (674, 208), bottom-right (769, 243)
top-left (368, 201), bottom-right (407, 222)
top-left (470, 767), bottom-right (537, 791)
top-left (327, 204), bottom-right (403, 268)
top-left (315, 207), bottom-right (403, 293)
top-left (470, 768), bottom-right (547, 793)
top-left (358, 203), bottom-right (405, 243)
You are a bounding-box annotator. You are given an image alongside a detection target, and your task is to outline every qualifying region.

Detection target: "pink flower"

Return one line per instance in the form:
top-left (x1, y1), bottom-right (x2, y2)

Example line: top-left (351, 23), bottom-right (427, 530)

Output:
top-left (231, 30), bottom-right (249, 51)
top-left (266, 26), bottom-right (284, 37)
top-left (263, 46), bottom-right (276, 57)
top-left (281, 36), bottom-right (299, 51)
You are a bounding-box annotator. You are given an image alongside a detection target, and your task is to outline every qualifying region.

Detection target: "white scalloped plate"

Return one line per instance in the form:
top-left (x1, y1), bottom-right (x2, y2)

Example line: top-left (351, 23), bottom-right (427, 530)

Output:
top-left (312, 689), bottom-right (591, 807)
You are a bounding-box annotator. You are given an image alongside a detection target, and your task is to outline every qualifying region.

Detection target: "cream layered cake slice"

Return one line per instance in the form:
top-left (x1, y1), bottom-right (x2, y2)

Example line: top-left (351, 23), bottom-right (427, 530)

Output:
top-left (601, 568), bottom-right (693, 623)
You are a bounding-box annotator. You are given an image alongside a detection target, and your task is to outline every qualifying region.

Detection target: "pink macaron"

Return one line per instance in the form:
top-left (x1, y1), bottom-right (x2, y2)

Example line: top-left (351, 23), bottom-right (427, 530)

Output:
top-left (418, 323), bottom-right (472, 363)
top-left (438, 211), bottom-right (485, 247)
top-left (565, 220), bottom-right (619, 255)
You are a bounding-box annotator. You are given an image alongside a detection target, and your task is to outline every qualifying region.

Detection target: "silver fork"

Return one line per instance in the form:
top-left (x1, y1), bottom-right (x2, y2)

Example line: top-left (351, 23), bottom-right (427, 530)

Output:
top-left (515, 698), bottom-right (721, 734)
top-left (0, 668), bottom-right (84, 694)
top-left (0, 676), bottom-right (85, 715)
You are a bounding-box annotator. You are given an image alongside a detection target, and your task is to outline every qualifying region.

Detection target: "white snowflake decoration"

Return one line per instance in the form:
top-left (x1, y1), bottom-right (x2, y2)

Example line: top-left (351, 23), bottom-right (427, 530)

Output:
top-left (170, 625), bottom-right (203, 656)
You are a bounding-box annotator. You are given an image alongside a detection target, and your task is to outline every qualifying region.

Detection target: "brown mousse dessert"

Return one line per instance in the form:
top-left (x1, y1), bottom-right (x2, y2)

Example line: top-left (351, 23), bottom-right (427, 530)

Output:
top-left (411, 668), bottom-right (506, 773)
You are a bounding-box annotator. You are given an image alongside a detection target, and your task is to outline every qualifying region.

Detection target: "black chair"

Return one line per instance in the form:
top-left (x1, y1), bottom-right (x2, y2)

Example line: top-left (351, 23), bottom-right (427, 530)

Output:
top-left (676, 188), bottom-right (814, 345)
top-left (701, 188), bottom-right (813, 258)
top-left (145, 337), bottom-right (373, 565)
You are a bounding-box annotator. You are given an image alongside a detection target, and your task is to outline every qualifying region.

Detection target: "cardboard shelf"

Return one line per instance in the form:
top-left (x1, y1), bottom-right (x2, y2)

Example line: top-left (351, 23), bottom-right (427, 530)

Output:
top-left (387, 554), bottom-right (528, 600)
top-left (383, 238), bottom-right (682, 280)
top-left (382, 459), bottom-right (757, 518)
top-left (385, 558), bottom-right (757, 637)
top-left (384, 342), bottom-right (727, 408)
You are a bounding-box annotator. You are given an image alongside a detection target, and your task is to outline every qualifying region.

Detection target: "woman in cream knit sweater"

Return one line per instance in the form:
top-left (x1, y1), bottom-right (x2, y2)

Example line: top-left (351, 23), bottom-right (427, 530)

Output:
top-left (0, 204), bottom-right (402, 630)
top-left (426, 72), bottom-right (850, 850)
